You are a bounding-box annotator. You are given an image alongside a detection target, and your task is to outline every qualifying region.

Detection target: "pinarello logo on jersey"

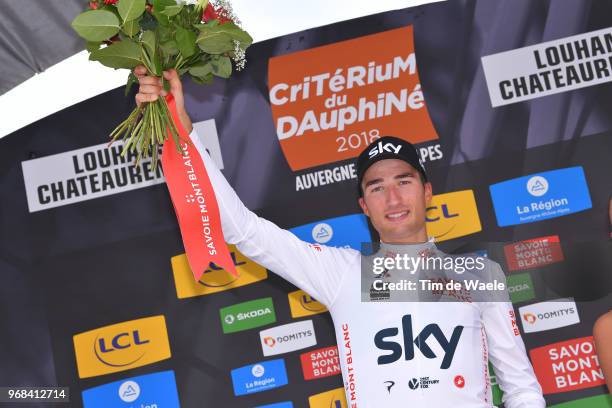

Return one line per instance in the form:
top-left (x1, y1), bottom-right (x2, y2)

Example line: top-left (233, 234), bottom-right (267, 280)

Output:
top-left (268, 26), bottom-right (438, 171)
top-left (454, 375), bottom-right (465, 388)
top-left (504, 235), bottom-right (564, 271)
top-left (529, 336), bottom-right (605, 394)
top-left (171, 245), bottom-right (268, 298)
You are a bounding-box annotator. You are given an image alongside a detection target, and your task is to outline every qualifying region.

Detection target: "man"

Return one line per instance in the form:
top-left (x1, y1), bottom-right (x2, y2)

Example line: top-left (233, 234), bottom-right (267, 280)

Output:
top-left (135, 66), bottom-right (545, 407)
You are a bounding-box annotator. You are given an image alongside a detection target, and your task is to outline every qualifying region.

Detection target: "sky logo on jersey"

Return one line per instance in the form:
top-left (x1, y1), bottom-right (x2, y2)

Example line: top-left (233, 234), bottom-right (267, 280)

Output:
top-left (530, 336), bottom-right (605, 394)
top-left (504, 235), bottom-right (564, 271)
top-left (301, 346), bottom-right (341, 380)
top-left (489, 167), bottom-right (592, 227)
top-left (171, 244), bottom-right (268, 298)
top-left (374, 314), bottom-right (463, 369)
top-left (220, 297), bottom-right (276, 334)
top-left (73, 315), bottom-right (171, 379)
top-left (519, 298), bottom-right (579, 333)
top-left (260, 320), bottom-right (317, 356)
top-left (231, 359), bottom-right (288, 396)
top-left (82, 370), bottom-right (179, 408)
top-left (425, 190), bottom-right (481, 242)
top-left (289, 214), bottom-right (370, 250)
top-left (308, 387), bottom-right (347, 408)
top-left (288, 290), bottom-right (328, 318)
top-left (506, 273), bottom-right (535, 303)
top-left (255, 402), bottom-right (294, 408)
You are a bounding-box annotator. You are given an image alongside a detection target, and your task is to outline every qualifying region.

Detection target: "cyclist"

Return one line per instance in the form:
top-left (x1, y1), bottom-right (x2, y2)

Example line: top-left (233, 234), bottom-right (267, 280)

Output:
top-left (135, 66), bottom-right (545, 407)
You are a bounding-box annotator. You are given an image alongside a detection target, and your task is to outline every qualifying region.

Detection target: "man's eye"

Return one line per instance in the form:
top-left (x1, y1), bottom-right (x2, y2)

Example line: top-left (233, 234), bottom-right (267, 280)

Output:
top-left (371, 186), bottom-right (383, 193)
top-left (399, 179), bottom-right (411, 185)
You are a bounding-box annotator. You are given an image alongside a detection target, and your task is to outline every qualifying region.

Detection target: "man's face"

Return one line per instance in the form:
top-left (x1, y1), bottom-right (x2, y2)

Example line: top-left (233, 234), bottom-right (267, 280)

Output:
top-left (358, 159), bottom-right (432, 243)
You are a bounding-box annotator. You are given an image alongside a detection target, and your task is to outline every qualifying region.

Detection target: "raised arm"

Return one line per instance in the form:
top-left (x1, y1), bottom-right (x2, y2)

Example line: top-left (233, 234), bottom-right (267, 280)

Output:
top-left (135, 66), bottom-right (357, 306)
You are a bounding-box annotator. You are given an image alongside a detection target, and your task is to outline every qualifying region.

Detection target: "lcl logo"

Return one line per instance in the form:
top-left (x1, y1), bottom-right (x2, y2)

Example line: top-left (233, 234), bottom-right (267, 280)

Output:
top-left (425, 204), bottom-right (459, 222)
top-left (95, 330), bottom-right (150, 366)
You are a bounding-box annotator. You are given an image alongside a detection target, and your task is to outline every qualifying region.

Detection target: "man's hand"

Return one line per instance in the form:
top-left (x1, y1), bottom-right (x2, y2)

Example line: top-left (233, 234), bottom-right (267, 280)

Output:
top-left (134, 65), bottom-right (193, 134)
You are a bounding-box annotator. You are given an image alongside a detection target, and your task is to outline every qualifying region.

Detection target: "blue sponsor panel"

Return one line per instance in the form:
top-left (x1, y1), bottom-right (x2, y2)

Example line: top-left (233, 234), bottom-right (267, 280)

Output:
top-left (231, 359), bottom-right (288, 396)
top-left (82, 370), bottom-right (180, 408)
top-left (489, 166), bottom-right (592, 227)
top-left (289, 214), bottom-right (371, 250)
top-left (255, 402), bottom-right (294, 408)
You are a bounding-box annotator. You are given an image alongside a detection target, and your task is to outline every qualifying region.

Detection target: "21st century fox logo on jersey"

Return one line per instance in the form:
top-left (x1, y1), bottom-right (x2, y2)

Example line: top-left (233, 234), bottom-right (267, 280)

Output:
top-left (73, 315), bottom-right (171, 378)
top-left (268, 26), bottom-right (438, 171)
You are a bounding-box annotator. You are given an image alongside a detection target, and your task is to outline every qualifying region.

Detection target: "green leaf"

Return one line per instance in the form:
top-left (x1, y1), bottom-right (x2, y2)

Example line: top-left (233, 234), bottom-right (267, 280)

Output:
top-left (212, 22), bottom-right (253, 48)
top-left (71, 10), bottom-right (120, 42)
top-left (117, 0), bottom-right (145, 22)
top-left (151, 0), bottom-right (176, 12)
top-left (175, 27), bottom-right (197, 57)
top-left (196, 31), bottom-right (233, 54)
top-left (141, 30), bottom-right (156, 58)
top-left (121, 17), bottom-right (141, 37)
top-left (89, 39), bottom-right (142, 69)
top-left (211, 56), bottom-right (231, 78)
top-left (141, 30), bottom-right (160, 75)
top-left (161, 4), bottom-right (183, 17)
top-left (151, 0), bottom-right (175, 25)
top-left (189, 61), bottom-right (212, 77)
top-left (86, 41), bottom-right (102, 52)
top-left (160, 40), bottom-right (179, 55)
top-left (191, 72), bottom-right (213, 84)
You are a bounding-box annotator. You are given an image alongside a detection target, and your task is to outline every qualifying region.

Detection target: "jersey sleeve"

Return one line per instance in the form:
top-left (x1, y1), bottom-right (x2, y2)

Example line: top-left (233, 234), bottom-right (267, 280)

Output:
top-left (481, 262), bottom-right (546, 408)
top-left (188, 128), bottom-right (356, 306)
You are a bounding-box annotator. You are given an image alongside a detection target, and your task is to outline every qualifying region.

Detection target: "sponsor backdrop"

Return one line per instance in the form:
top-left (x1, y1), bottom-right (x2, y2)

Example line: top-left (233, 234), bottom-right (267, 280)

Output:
top-left (1, 1), bottom-right (611, 407)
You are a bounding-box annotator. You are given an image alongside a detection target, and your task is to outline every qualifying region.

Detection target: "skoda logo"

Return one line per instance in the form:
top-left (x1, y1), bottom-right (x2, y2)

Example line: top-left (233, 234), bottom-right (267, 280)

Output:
top-left (312, 223), bottom-right (333, 244)
top-left (526, 176), bottom-right (549, 197)
top-left (224, 314), bottom-right (235, 325)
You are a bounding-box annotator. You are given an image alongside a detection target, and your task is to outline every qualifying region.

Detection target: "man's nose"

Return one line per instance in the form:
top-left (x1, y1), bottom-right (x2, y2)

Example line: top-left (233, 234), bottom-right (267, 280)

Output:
top-left (385, 185), bottom-right (401, 205)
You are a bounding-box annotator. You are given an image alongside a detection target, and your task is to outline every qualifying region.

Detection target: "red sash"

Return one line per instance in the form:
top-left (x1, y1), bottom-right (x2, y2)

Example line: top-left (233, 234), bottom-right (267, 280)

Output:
top-left (161, 94), bottom-right (238, 280)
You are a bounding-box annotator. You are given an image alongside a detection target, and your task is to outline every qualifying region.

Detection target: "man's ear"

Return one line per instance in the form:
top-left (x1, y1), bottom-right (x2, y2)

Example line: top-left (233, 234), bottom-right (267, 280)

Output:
top-left (424, 182), bottom-right (433, 206)
top-left (358, 197), bottom-right (370, 217)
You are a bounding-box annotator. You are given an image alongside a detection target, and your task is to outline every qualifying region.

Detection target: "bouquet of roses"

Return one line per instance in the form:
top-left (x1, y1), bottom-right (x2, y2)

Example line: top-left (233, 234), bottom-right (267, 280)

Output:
top-left (71, 0), bottom-right (252, 166)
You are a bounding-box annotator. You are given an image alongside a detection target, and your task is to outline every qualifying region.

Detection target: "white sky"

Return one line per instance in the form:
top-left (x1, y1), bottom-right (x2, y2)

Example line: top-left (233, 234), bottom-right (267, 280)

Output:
top-left (0, 0), bottom-right (443, 139)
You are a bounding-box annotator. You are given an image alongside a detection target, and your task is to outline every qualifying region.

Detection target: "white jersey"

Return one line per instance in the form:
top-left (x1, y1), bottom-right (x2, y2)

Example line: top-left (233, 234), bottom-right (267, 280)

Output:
top-left (190, 130), bottom-right (545, 408)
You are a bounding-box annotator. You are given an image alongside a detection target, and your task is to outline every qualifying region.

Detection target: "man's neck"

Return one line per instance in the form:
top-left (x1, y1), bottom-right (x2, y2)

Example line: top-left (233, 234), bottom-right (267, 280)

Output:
top-left (380, 229), bottom-right (429, 245)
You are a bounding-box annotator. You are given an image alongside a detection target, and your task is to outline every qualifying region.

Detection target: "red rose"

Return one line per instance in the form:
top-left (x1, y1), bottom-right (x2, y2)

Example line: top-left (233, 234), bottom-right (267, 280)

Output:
top-left (103, 0), bottom-right (118, 4)
top-left (89, 1), bottom-right (98, 9)
top-left (202, 3), bottom-right (231, 24)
